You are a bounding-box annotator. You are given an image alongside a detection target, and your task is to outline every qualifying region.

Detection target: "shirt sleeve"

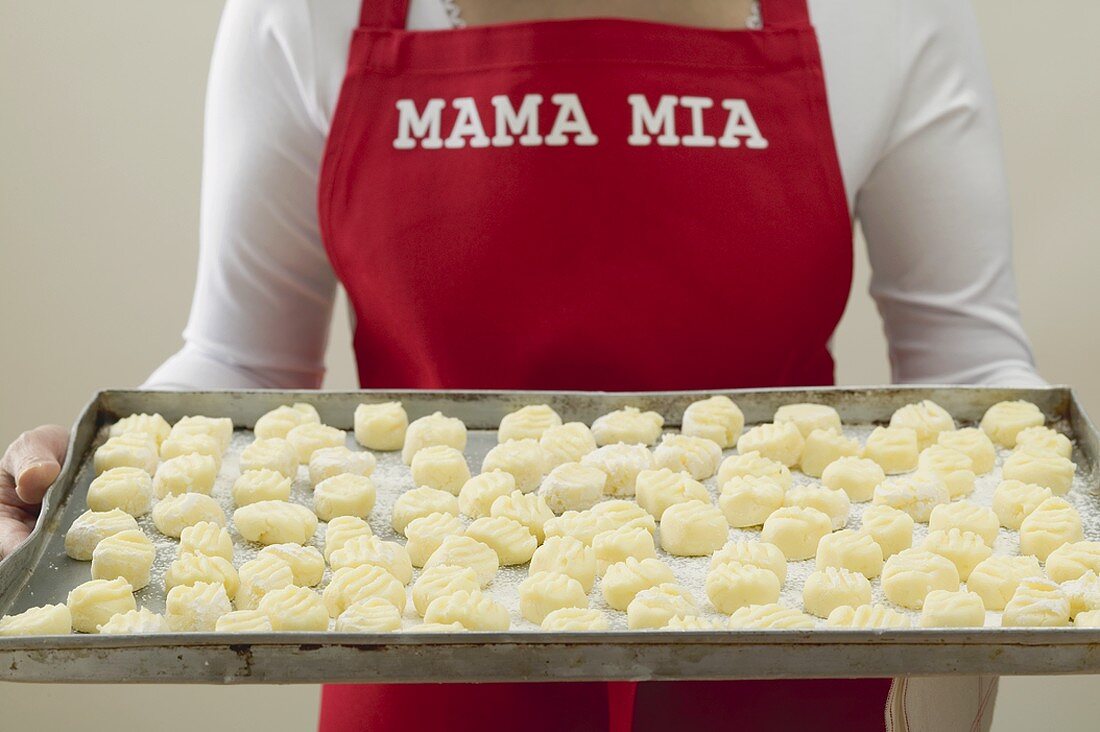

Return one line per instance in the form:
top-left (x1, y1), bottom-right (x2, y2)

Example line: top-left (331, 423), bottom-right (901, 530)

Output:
top-left (145, 0), bottom-right (339, 390)
top-left (855, 0), bottom-right (1045, 388)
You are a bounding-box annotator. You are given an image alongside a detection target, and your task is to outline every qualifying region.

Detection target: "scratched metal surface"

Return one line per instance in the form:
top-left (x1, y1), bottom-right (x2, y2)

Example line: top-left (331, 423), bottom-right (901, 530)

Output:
top-left (0, 386), bottom-right (1098, 684)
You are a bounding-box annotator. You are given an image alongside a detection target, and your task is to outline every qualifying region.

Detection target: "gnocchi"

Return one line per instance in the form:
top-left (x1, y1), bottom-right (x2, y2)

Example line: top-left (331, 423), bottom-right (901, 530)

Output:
top-left (980, 400), bottom-right (1045, 448)
top-left (580, 443), bottom-right (653, 497)
top-left (329, 535), bottom-right (414, 584)
top-left (652, 433), bottom-right (722, 480)
top-left (179, 521), bottom-right (234, 561)
top-left (423, 535), bottom-right (499, 587)
top-left (1045, 541), bottom-right (1100, 584)
top-left (109, 413), bottom-right (171, 447)
top-left (94, 433), bottom-right (159, 476)
top-left (710, 540), bottom-right (787, 584)
top-left (98, 607), bottom-right (168, 635)
top-left (404, 512), bottom-right (464, 567)
top-left (402, 412), bottom-right (467, 464)
top-left (539, 422), bottom-right (598, 468)
top-left (67, 577), bottom-right (136, 633)
top-left (541, 607), bottom-right (611, 631)
top-left (519, 571), bottom-right (588, 624)
top-left (728, 603), bottom-right (815, 630)
top-left (773, 403), bottom-right (841, 438)
top-left (1002, 448), bottom-right (1075, 495)
top-left (232, 469), bottom-right (292, 506)
top-left (626, 584), bottom-right (697, 629)
top-left (922, 528), bottom-right (992, 581)
top-left (872, 474), bottom-right (949, 523)
top-left (538, 462), bottom-right (606, 514)
top-left (705, 561), bottom-right (781, 614)
top-left (760, 506), bottom-right (832, 561)
top-left (410, 445), bottom-right (471, 495)
top-left (235, 554), bottom-right (296, 610)
top-left (152, 453), bottom-right (218, 499)
top-left (411, 564), bottom-right (480, 616)
top-left (601, 557), bottom-right (676, 611)
top-left (889, 400), bottom-right (955, 450)
top-left (391, 486), bottom-right (459, 533)
top-left (482, 438), bottom-right (548, 494)
top-left (1002, 579), bottom-right (1071, 627)
top-left (1019, 497), bottom-right (1083, 561)
top-left (215, 609), bottom-right (273, 633)
top-left (498, 404), bottom-right (562, 442)
top-left (530, 536), bottom-right (597, 592)
top-left (0, 604), bottom-right (72, 636)
top-left (859, 504), bottom-right (914, 558)
top-left (424, 589), bottom-right (510, 631)
top-left (286, 423), bottom-right (347, 463)
top-left (862, 426), bottom-right (919, 475)
top-left (820, 456), bottom-right (884, 503)
top-left (826, 604), bottom-right (911, 629)
top-left (90, 529), bottom-right (156, 590)
top-left (239, 438), bottom-right (298, 479)
top-left (919, 590), bottom-right (987, 628)
top-left (153, 493), bottom-right (226, 539)
top-left (323, 564), bottom-right (406, 617)
top-left (590, 406), bottom-right (664, 446)
top-left (490, 490), bottom-right (555, 542)
top-left (313, 473), bottom-right (376, 522)
top-left (308, 446), bottom-right (376, 487)
top-left (681, 395), bottom-right (744, 448)
top-left (659, 500), bottom-right (728, 556)
top-left (719, 475), bottom-right (784, 528)
top-left (928, 501), bottom-right (1000, 547)
top-left (966, 555), bottom-right (1043, 611)
top-left (917, 445), bottom-right (976, 499)
top-left (466, 516), bottom-right (537, 565)
top-left (87, 467), bottom-right (153, 517)
top-left (258, 543), bottom-right (325, 587)
top-left (881, 548), bottom-right (960, 609)
top-left (815, 529), bottom-right (883, 579)
top-left (635, 468), bottom-right (709, 521)
top-left (717, 451), bottom-right (792, 491)
top-left (593, 526), bottom-right (657, 574)
top-left (337, 597), bottom-right (403, 632)
top-left (354, 401), bottom-right (408, 451)
top-left (65, 508), bottom-right (140, 561)
top-left (254, 403), bottom-right (320, 441)
top-left (458, 470), bottom-right (517, 518)
top-left (1014, 426), bottom-right (1073, 460)
top-left (799, 429), bottom-right (860, 478)
top-left (323, 515), bottom-right (373, 563)
top-left (936, 428), bottom-right (996, 475)
top-left (258, 585), bottom-right (329, 631)
top-left (784, 485), bottom-right (850, 530)
top-left (231, 500), bottom-right (316, 545)
top-left (802, 567), bottom-right (872, 618)
top-left (736, 422), bottom-right (804, 468)
top-left (165, 553), bottom-right (239, 599)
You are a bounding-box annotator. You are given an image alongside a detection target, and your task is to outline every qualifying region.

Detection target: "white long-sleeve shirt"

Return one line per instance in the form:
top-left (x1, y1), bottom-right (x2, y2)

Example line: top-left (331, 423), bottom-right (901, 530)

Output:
top-left (145, 0), bottom-right (1043, 390)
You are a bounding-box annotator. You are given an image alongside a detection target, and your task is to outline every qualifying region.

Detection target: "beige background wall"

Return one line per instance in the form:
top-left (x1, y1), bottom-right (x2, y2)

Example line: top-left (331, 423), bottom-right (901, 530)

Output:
top-left (1, 1), bottom-right (1097, 729)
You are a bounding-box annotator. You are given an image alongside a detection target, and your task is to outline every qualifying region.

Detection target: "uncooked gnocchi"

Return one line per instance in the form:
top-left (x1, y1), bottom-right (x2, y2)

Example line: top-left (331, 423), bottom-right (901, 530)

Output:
top-left (799, 429), bottom-right (861, 478)
top-left (159, 433), bottom-right (222, 468)
top-left (859, 504), bottom-right (914, 558)
top-left (980, 400), bottom-right (1045, 448)
top-left (499, 404), bottom-right (562, 442)
top-left (541, 607), bottom-right (611, 631)
top-left (635, 468), bottom-right (709, 521)
top-left (67, 577), bottom-right (136, 633)
top-left (820, 457), bottom-right (884, 503)
top-left (91, 529), bottom-right (156, 590)
top-left (1014, 426), bottom-right (1073, 459)
top-left (98, 607), bottom-right (169, 635)
top-left (411, 564), bottom-right (481, 616)
top-left (815, 529), bottom-right (883, 578)
top-left (232, 469), bottom-right (292, 506)
top-left (736, 422), bottom-right (804, 468)
top-left (165, 552), bottom-right (239, 599)
top-left (863, 426), bottom-right (919, 475)
top-left (539, 462), bottom-right (606, 514)
top-left (652, 434), bottom-right (722, 480)
top-left (329, 535), bottom-right (413, 584)
top-left (992, 479), bottom-right (1052, 530)
top-left (593, 526), bottom-right (657, 573)
top-left (323, 564), bottom-right (406, 617)
top-left (337, 597), bottom-right (403, 632)
top-left (784, 485), bottom-right (850, 530)
top-left (710, 540), bottom-right (787, 584)
top-left (705, 561), bottom-right (781, 614)
top-left (109, 413), bottom-right (171, 446)
top-left (626, 584), bottom-right (697, 629)
top-left (391, 486), bottom-right (459, 533)
top-left (239, 438), bottom-right (299, 479)
top-left (659, 500), bottom-right (728, 556)
top-left (1019, 497), bottom-right (1083, 560)
top-left (760, 506), bottom-right (832, 561)
top-left (231, 500), bottom-right (316, 545)
top-left (423, 589), bottom-right (510, 631)
top-left (308, 446), bottom-right (376, 487)
top-left (254, 403), bottom-right (320, 441)
top-left (590, 406), bottom-right (664, 446)
top-left (917, 445), bottom-right (975, 499)
top-left (0, 604), bottom-right (72, 636)
top-left (324, 515), bottom-right (373, 562)
top-left (966, 555), bottom-right (1043, 611)
top-left (719, 475), bottom-right (785, 528)
top-left (87, 467), bottom-right (153, 517)
top-left (458, 471), bottom-right (516, 519)
top-left (530, 536), bottom-right (597, 592)
top-left (802, 567), bottom-right (871, 618)
top-left (94, 433), bottom-right (159, 476)
top-left (825, 604), bottom-right (911, 629)
top-left (880, 548), bottom-right (960, 609)
top-left (404, 512), bottom-right (464, 566)
top-left (922, 528), bottom-right (992, 581)
top-left (936, 428), bottom-right (996, 475)
top-left (889, 400), bottom-right (955, 449)
top-left (258, 543), bottom-right (325, 586)
top-left (169, 416), bottom-right (233, 453)
top-left (1061, 571), bottom-right (1100, 618)
top-left (153, 493), bottom-right (226, 539)
top-left (286, 423), bottom-right (346, 463)
top-left (402, 412), bottom-right (467, 464)
top-left (491, 490), bottom-right (555, 542)
top-left (482, 439), bottom-right (548, 493)
top-left (354, 401), bottom-right (408, 451)
top-left (215, 609), bottom-right (273, 633)
top-left (543, 510), bottom-right (604, 547)
top-left (259, 585), bottom-right (329, 631)
top-left (580, 443), bottom-right (653, 497)
top-left (411, 445), bottom-right (471, 495)
top-left (665, 615), bottom-right (727, 630)
top-left (1045, 541), bottom-right (1100, 583)
top-left (717, 451), bottom-right (792, 490)
top-left (153, 453), bottom-right (218, 499)
top-left (466, 516), bottom-right (538, 565)
top-left (1002, 448), bottom-right (1075, 495)
top-left (601, 557), bottom-right (676, 611)
top-left (423, 535), bottom-right (499, 587)
top-left (872, 474), bottom-right (949, 523)
top-left (773, 403), bottom-right (841, 438)
top-left (918, 589), bottom-right (986, 628)
top-left (313, 474), bottom-right (376, 521)
top-left (1002, 579), bottom-right (1070, 627)
top-left (681, 396), bottom-right (744, 448)
top-left (728, 603), bottom-right (814, 630)
top-left (928, 501), bottom-right (1000, 547)
top-left (589, 499), bottom-right (656, 535)
top-left (66, 508), bottom-right (140, 561)
top-left (235, 554), bottom-right (296, 610)
top-left (539, 422), bottom-right (598, 468)
top-left (519, 571), bottom-right (588, 624)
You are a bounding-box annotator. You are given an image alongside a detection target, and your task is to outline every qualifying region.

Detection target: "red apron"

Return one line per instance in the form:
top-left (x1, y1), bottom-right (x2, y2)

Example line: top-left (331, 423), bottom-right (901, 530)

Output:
top-left (319, 0), bottom-right (888, 729)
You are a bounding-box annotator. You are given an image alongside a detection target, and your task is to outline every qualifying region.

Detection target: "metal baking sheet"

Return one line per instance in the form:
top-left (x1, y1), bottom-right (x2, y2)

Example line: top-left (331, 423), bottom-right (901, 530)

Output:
top-left (0, 386), bottom-right (1098, 684)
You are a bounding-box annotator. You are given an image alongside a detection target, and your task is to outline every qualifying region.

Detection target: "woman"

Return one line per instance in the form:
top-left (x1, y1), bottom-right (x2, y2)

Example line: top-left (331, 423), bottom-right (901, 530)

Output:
top-left (1, 0), bottom-right (1041, 730)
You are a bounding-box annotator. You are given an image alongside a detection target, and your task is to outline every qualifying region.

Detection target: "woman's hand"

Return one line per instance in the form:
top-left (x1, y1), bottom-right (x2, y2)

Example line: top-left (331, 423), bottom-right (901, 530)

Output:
top-left (0, 425), bottom-right (68, 558)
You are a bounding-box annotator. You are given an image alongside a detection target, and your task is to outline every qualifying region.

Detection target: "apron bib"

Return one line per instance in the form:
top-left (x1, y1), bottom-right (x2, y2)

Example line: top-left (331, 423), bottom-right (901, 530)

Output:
top-left (318, 1), bottom-right (885, 729)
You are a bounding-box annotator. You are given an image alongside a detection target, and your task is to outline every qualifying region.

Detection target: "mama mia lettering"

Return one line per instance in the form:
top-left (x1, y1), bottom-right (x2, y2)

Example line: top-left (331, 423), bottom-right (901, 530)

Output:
top-left (394, 94), bottom-right (769, 149)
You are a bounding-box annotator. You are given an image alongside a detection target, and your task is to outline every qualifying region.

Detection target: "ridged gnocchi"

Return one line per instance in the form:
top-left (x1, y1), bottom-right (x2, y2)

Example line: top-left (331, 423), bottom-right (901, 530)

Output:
top-left (411, 564), bottom-right (481, 616)
top-left (481, 438), bottom-right (547, 494)
top-left (323, 516), bottom-right (373, 563)
top-left (728, 603), bottom-right (815, 630)
top-left (458, 470), bottom-right (516, 518)
top-left (815, 529), bottom-right (883, 578)
top-left (1019, 497), bottom-right (1083, 561)
top-left (519, 571), bottom-right (588, 624)
top-left (66, 508), bottom-right (140, 560)
top-left (784, 485), bottom-right (850, 530)
top-left (593, 525), bottom-right (657, 573)
top-left (153, 493), bottom-right (226, 539)
top-left (917, 445), bottom-right (976, 499)
top-left (635, 468), bottom-right (709, 521)
top-left (498, 404), bottom-right (562, 442)
top-left (337, 597), bottom-right (403, 632)
top-left (966, 555), bottom-right (1043, 611)
top-left (94, 433), bottom-right (159, 476)
top-left (881, 548), bottom-right (960, 609)
top-left (391, 486), bottom-right (459, 533)
top-left (705, 561), bottom-right (781, 614)
top-left (466, 516), bottom-right (537, 565)
top-left (231, 500), bottom-right (316, 545)
top-left (91, 529), bottom-right (156, 590)
top-left (601, 557), bottom-right (676, 611)
top-left (323, 564), bottom-right (406, 617)
top-left (736, 422), bottom-right (804, 468)
top-left (165, 552), bottom-right (239, 599)
top-left (232, 469), bottom-right (292, 506)
top-left (179, 521), bottom-right (234, 561)
top-left (541, 607), bottom-right (610, 631)
top-left (681, 396), bottom-right (744, 448)
top-left (308, 446), bottom-right (376, 487)
top-left (1002, 579), bottom-right (1070, 627)
top-left (68, 577), bottom-right (136, 633)
top-left (329, 535), bottom-right (413, 584)
top-left (259, 585), bottom-right (329, 631)
top-left (580, 443), bottom-right (653, 497)
top-left (411, 445), bottom-right (471, 495)
top-left (980, 400), bottom-right (1045, 448)
top-left (490, 490), bottom-right (555, 542)
top-left (98, 607), bottom-right (168, 634)
top-left (254, 403), bottom-right (320, 441)
top-left (239, 438), bottom-right (298, 479)
top-left (922, 528), bottom-right (992, 580)
top-left (152, 453), bottom-right (218, 499)
top-left (0, 604), bottom-right (72, 636)
top-left (404, 512), bottom-right (464, 567)
top-left (87, 467), bottom-right (153, 517)
top-left (402, 412), bottom-right (467, 464)
top-left (235, 554), bottom-right (295, 610)
top-left (936, 428), bottom-right (996, 475)
top-left (313, 473), bottom-right (376, 522)
top-left (286, 423), bottom-right (347, 463)
top-left (626, 583), bottom-right (697, 629)
top-left (530, 536), bottom-right (597, 592)
top-left (802, 567), bottom-right (872, 618)
top-left (872, 474), bottom-right (949, 523)
top-left (590, 406), bottom-right (664, 446)
top-left (863, 426), bottom-right (919, 475)
top-left (928, 501), bottom-right (1000, 547)
top-left (423, 535), bottom-right (499, 587)
top-left (719, 475), bottom-right (784, 528)
top-left (1002, 448), bottom-right (1075, 495)
top-left (539, 422), bottom-right (597, 468)
top-left (799, 429), bottom-right (860, 478)
top-left (258, 543), bottom-right (325, 586)
top-left (423, 589), bottom-right (510, 631)
top-left (889, 400), bottom-right (955, 450)
top-left (354, 401), bottom-right (408, 451)
top-left (652, 433), bottom-right (721, 480)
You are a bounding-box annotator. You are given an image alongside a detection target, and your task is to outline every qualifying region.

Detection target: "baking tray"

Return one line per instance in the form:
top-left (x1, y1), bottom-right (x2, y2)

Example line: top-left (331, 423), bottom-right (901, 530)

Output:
top-left (1, 386), bottom-right (1098, 684)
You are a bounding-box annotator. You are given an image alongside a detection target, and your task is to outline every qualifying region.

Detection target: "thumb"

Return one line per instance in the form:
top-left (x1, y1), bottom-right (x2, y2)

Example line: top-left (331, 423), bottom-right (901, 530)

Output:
top-left (3, 425), bottom-right (69, 505)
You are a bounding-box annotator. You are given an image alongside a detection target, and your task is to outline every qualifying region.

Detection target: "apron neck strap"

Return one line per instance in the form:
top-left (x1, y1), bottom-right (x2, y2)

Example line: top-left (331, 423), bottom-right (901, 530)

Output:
top-left (762, 0), bottom-right (811, 27)
top-left (359, 0), bottom-right (410, 29)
